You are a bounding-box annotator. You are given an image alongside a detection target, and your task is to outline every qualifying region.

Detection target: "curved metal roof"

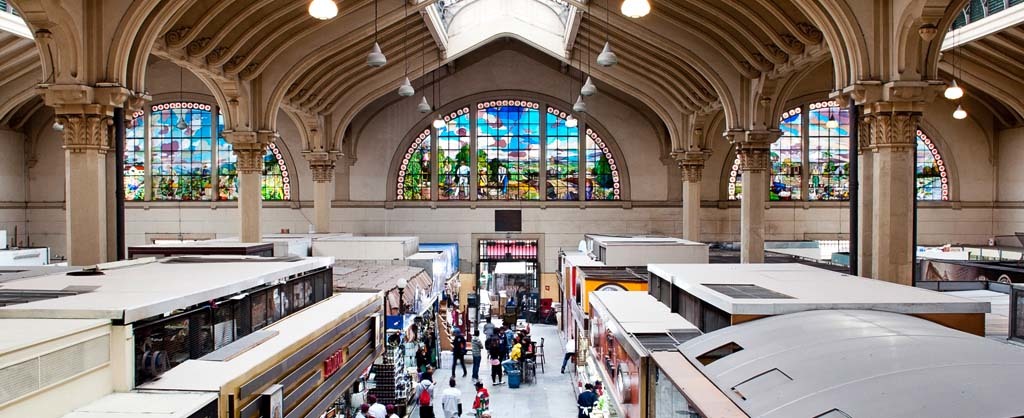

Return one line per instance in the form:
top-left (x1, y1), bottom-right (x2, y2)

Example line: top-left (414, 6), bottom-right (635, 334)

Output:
top-left (679, 310), bottom-right (1024, 418)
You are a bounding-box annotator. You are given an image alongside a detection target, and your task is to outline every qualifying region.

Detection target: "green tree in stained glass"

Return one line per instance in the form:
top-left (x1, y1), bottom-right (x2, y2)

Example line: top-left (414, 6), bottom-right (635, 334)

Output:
top-left (593, 154), bottom-right (613, 189)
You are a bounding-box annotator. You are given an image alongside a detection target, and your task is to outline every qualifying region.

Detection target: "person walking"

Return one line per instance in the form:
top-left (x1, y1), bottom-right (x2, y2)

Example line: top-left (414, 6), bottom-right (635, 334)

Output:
top-left (577, 383), bottom-right (598, 418)
top-left (561, 338), bottom-right (576, 373)
top-left (440, 377), bottom-right (463, 418)
top-left (471, 330), bottom-right (484, 381)
top-left (415, 376), bottom-right (436, 418)
top-left (487, 335), bottom-right (503, 385)
top-left (483, 320), bottom-right (495, 340)
top-left (451, 328), bottom-right (467, 377)
top-left (472, 381), bottom-right (490, 417)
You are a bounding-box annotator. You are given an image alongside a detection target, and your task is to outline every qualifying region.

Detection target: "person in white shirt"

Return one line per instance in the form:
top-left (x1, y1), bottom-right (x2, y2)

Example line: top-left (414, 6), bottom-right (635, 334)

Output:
top-left (440, 377), bottom-right (463, 418)
top-left (561, 338), bottom-right (576, 373)
top-left (366, 395), bottom-right (387, 418)
top-left (385, 404), bottom-right (399, 418)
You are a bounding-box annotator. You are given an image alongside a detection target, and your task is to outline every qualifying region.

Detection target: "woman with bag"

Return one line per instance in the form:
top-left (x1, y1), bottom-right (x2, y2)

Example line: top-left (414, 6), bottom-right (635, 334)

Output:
top-left (487, 336), bottom-right (503, 385)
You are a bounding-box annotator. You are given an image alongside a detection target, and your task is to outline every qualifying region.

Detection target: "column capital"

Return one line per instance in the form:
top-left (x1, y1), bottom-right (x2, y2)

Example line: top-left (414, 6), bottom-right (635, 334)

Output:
top-left (59, 113), bottom-right (112, 153)
top-left (223, 130), bottom-right (276, 174)
top-left (40, 84), bottom-right (131, 115)
top-left (727, 130), bottom-right (779, 172)
top-left (304, 151), bottom-right (342, 183)
top-left (868, 111), bottom-right (920, 152)
top-left (671, 149), bottom-right (710, 183)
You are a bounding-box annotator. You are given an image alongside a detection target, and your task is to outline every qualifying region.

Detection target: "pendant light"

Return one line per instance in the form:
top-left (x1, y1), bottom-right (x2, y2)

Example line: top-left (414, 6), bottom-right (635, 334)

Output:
top-left (417, 96), bottom-right (432, 114)
top-left (597, 0), bottom-right (618, 67)
top-left (367, 0), bottom-right (387, 68)
top-left (581, 76), bottom-right (597, 97)
top-left (620, 0), bottom-right (650, 18)
top-left (573, 96), bottom-right (588, 113)
top-left (565, 115), bottom-right (579, 128)
top-left (52, 119), bottom-right (63, 132)
top-left (944, 79), bottom-right (963, 100)
top-left (825, 106), bottom-right (839, 129)
top-left (432, 117), bottom-right (445, 129)
top-left (432, 66), bottom-right (444, 128)
top-left (308, 0), bottom-right (338, 20)
top-left (397, 1), bottom-right (415, 97)
top-left (416, 17), bottom-right (431, 113)
top-left (175, 65), bottom-right (188, 131)
top-left (953, 104), bottom-right (967, 120)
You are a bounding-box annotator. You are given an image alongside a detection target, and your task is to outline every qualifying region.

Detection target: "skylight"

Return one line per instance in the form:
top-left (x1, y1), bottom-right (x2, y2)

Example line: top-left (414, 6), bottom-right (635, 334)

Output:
top-left (426, 0), bottom-right (579, 61)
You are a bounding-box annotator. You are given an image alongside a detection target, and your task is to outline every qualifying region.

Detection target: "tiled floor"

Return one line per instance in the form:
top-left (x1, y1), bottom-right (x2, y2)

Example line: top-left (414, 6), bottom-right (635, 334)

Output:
top-left (411, 323), bottom-right (578, 417)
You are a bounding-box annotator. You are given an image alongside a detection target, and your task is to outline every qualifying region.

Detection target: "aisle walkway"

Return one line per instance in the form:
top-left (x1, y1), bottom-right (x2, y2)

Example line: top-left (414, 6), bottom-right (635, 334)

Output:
top-left (411, 323), bottom-right (577, 418)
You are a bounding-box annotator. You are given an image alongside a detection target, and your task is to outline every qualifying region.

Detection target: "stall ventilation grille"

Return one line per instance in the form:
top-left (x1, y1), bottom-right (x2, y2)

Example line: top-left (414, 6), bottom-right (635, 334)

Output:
top-left (703, 284), bottom-right (794, 299)
top-left (0, 335), bottom-right (109, 405)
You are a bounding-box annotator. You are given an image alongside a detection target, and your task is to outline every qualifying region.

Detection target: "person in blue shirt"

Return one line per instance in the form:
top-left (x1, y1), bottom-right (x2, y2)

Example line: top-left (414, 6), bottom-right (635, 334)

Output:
top-left (577, 383), bottom-right (598, 418)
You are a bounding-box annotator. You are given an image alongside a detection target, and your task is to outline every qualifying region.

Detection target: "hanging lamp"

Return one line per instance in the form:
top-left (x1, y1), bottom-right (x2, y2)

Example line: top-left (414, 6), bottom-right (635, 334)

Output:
top-left (308, 0), bottom-right (338, 20)
top-left (573, 96), bottom-right (588, 113)
top-left (620, 0), bottom-right (650, 18)
top-left (565, 115), bottom-right (579, 128)
top-left (944, 79), bottom-right (964, 100)
top-left (397, 1), bottom-right (415, 97)
top-left (398, 77), bottom-right (415, 97)
top-left (52, 119), bottom-right (63, 132)
top-left (581, 76), bottom-right (597, 97)
top-left (825, 106), bottom-right (840, 129)
top-left (953, 104), bottom-right (967, 120)
top-left (597, 0), bottom-right (618, 67)
top-left (417, 96), bottom-right (432, 113)
top-left (175, 65), bottom-right (188, 131)
top-left (367, 0), bottom-right (387, 67)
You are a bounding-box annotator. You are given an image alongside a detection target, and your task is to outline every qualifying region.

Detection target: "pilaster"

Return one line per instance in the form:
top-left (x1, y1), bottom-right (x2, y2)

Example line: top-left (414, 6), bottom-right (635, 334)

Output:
top-left (304, 151), bottom-right (341, 233)
top-left (866, 109), bottom-right (920, 285)
top-left (672, 150), bottom-right (710, 242)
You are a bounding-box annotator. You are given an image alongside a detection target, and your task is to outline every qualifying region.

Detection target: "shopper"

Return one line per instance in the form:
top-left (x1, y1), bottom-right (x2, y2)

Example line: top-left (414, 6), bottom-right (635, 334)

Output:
top-left (385, 404), bottom-right (399, 418)
top-left (561, 338), bottom-right (576, 374)
top-left (416, 345), bottom-right (431, 373)
top-left (355, 404), bottom-right (370, 418)
top-left (483, 320), bottom-right (495, 339)
top-left (440, 377), bottom-right (463, 418)
top-left (366, 395), bottom-right (386, 418)
top-left (577, 384), bottom-right (597, 418)
top-left (452, 327), bottom-right (467, 377)
top-left (487, 336), bottom-right (503, 385)
top-left (471, 330), bottom-right (484, 381)
top-left (416, 377), bottom-right (436, 418)
top-left (497, 331), bottom-right (509, 362)
top-left (472, 381), bottom-right (490, 417)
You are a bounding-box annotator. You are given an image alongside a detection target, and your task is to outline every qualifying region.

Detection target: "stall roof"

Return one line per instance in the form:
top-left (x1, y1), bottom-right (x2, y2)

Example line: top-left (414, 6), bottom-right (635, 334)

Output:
top-left (650, 352), bottom-right (748, 418)
top-left (577, 266), bottom-right (648, 282)
top-left (586, 234), bottom-right (705, 246)
top-left (314, 235), bottom-right (418, 242)
top-left (0, 318), bottom-right (108, 354)
top-left (60, 391), bottom-right (218, 418)
top-left (647, 263), bottom-right (988, 315)
top-left (0, 256), bottom-right (334, 322)
top-left (331, 261), bottom-right (431, 310)
top-left (129, 241), bottom-right (272, 249)
top-left (140, 292), bottom-right (377, 392)
top-left (678, 309), bottom-right (1024, 418)
top-left (590, 292), bottom-right (699, 354)
top-left (560, 251), bottom-right (602, 268)
top-left (0, 265), bottom-right (76, 284)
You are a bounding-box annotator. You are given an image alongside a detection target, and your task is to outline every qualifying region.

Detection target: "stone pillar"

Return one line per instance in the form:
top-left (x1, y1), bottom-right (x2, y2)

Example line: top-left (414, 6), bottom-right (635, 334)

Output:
top-left (673, 151), bottom-right (709, 242)
top-left (731, 131), bottom-right (778, 263)
top-left (223, 131), bottom-right (274, 243)
top-left (868, 111), bottom-right (919, 285)
top-left (305, 151), bottom-right (340, 233)
top-left (60, 112), bottom-right (112, 265)
top-left (856, 115), bottom-right (875, 278)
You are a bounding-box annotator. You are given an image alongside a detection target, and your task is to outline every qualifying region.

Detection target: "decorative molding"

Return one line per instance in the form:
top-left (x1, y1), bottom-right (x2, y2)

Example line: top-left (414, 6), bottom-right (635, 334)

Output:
top-left (304, 150), bottom-right (341, 183)
top-left (59, 113), bottom-right (111, 153)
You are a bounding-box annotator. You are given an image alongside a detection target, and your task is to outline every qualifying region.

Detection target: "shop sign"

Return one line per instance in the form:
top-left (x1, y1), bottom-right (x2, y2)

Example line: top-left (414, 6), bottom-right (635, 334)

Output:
top-left (260, 384), bottom-right (284, 418)
top-left (322, 347), bottom-right (348, 379)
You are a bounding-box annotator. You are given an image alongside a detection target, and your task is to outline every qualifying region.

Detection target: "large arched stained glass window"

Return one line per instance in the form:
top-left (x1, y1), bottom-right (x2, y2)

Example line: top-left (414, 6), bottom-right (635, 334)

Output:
top-left (546, 107), bottom-right (579, 200)
top-left (916, 129), bottom-right (949, 201)
top-left (438, 108), bottom-right (470, 200)
top-left (394, 98), bottom-right (623, 202)
top-left (585, 128), bottom-right (620, 200)
top-left (150, 102), bottom-right (213, 200)
top-left (397, 128), bottom-right (432, 200)
top-left (477, 100), bottom-right (541, 200)
top-left (807, 101), bottom-right (850, 200)
top-left (124, 109), bottom-right (146, 201)
top-left (771, 107), bottom-right (802, 200)
top-left (217, 138), bottom-right (292, 201)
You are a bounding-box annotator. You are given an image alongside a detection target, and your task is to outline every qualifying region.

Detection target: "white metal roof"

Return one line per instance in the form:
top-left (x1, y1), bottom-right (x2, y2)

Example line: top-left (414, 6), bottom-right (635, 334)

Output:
top-left (0, 256), bottom-right (334, 322)
top-left (60, 391), bottom-right (217, 418)
top-left (313, 235), bottom-right (418, 242)
top-left (129, 241), bottom-right (271, 249)
top-left (586, 234), bottom-right (705, 246)
top-left (679, 309), bottom-right (1024, 418)
top-left (590, 292), bottom-right (696, 335)
top-left (647, 263), bottom-right (988, 315)
top-left (560, 251), bottom-right (602, 267)
top-left (139, 292), bottom-right (377, 392)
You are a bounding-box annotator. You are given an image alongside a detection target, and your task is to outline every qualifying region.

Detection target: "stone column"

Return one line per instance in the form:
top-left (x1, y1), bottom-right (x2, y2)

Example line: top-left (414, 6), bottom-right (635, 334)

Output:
top-left (223, 131), bottom-right (274, 243)
top-left (60, 112), bottom-right (112, 265)
top-left (731, 131), bottom-right (778, 263)
top-left (869, 112), bottom-right (918, 285)
top-left (673, 151), bottom-right (709, 242)
top-left (856, 115), bottom-right (875, 278)
top-left (305, 151), bottom-right (340, 233)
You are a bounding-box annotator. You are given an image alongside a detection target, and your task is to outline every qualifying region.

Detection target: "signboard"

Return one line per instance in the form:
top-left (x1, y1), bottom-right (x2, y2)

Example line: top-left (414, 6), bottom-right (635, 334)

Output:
top-left (260, 384), bottom-right (283, 418)
top-left (323, 347), bottom-right (348, 379)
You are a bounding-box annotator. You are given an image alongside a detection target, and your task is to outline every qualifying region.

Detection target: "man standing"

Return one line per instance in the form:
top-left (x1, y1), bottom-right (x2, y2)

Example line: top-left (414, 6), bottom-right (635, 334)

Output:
top-left (366, 395), bottom-right (386, 418)
top-left (561, 338), bottom-right (576, 373)
top-left (416, 376), bottom-right (436, 418)
top-left (471, 330), bottom-right (484, 381)
top-left (577, 383), bottom-right (598, 418)
top-left (451, 328), bottom-right (467, 377)
top-left (440, 377), bottom-right (463, 418)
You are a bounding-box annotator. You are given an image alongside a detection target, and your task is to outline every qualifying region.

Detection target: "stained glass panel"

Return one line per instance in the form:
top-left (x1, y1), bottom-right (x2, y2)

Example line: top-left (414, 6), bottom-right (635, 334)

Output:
top-left (476, 100), bottom-right (541, 200)
top-left (916, 129), bottom-right (949, 201)
top-left (771, 108), bottom-right (802, 201)
top-left (150, 102), bottom-right (213, 200)
top-left (218, 137), bottom-right (291, 201)
top-left (398, 128), bottom-right (433, 200)
top-left (585, 128), bottom-right (620, 200)
top-left (807, 101), bottom-right (850, 200)
top-left (545, 108), bottom-right (579, 200)
top-left (216, 114), bottom-right (237, 200)
top-left (124, 110), bottom-right (146, 200)
top-left (728, 154), bottom-right (742, 200)
top-left (437, 109), bottom-right (470, 200)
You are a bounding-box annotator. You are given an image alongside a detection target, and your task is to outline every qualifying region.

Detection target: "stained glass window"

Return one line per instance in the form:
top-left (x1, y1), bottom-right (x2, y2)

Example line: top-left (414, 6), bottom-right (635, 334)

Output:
top-left (437, 109), bottom-right (470, 200)
top-left (477, 100), bottom-right (541, 200)
top-left (728, 154), bottom-right (742, 200)
top-left (398, 128), bottom-right (433, 200)
top-left (124, 109), bottom-right (146, 201)
top-left (771, 107), bottom-right (802, 201)
top-left (150, 102), bottom-right (213, 200)
top-left (916, 129), bottom-right (949, 201)
top-left (545, 107), bottom-right (579, 200)
top-left (217, 137), bottom-right (292, 201)
top-left (585, 128), bottom-right (620, 200)
top-left (807, 101), bottom-right (850, 201)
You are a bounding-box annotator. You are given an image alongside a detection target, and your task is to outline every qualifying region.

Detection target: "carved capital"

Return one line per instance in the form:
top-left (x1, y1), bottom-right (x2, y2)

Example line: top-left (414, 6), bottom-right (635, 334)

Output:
top-left (60, 113), bottom-right (112, 153)
top-left (857, 115), bottom-right (873, 153)
top-left (304, 151), bottom-right (342, 183)
top-left (737, 145), bottom-right (771, 172)
top-left (869, 111), bottom-right (919, 152)
top-left (223, 130), bottom-right (275, 174)
top-left (671, 149), bottom-right (710, 183)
